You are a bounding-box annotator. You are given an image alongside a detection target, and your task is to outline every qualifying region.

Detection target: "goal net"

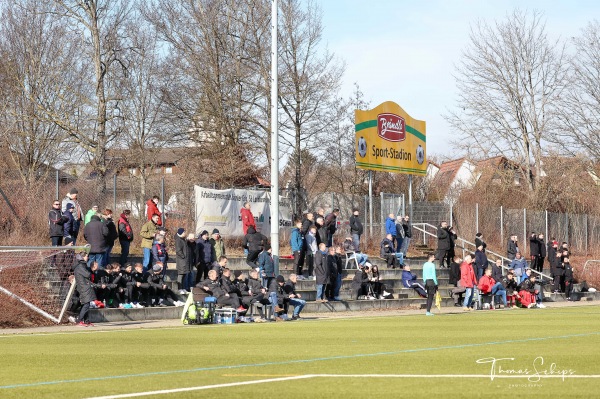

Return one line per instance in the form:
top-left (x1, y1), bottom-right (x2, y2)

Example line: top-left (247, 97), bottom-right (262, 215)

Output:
top-left (0, 246), bottom-right (89, 324)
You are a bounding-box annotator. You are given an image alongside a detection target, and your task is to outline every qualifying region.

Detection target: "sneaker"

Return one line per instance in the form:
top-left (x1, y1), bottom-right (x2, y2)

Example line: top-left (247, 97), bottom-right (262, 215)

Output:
top-left (68, 316), bottom-right (76, 324)
top-left (255, 318), bottom-right (267, 323)
top-left (124, 303), bottom-right (133, 309)
top-left (291, 315), bottom-right (301, 320)
top-left (178, 289), bottom-right (187, 295)
top-left (236, 306), bottom-right (247, 313)
top-left (85, 322), bottom-right (95, 327)
top-left (454, 303), bottom-right (462, 307)
top-left (462, 307), bottom-right (469, 311)
top-left (118, 304), bottom-right (125, 309)
top-left (425, 312), bottom-right (434, 316)
top-left (537, 303), bottom-right (546, 309)
top-left (76, 321), bottom-right (88, 327)
top-left (527, 303), bottom-right (536, 308)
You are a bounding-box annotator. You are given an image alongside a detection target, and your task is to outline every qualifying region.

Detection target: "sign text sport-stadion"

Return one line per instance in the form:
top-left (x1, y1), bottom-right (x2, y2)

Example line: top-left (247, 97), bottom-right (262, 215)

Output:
top-left (371, 146), bottom-right (412, 161)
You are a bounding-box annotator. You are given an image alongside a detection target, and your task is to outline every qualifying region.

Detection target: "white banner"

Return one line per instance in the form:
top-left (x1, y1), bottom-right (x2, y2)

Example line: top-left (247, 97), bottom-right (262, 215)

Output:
top-left (194, 186), bottom-right (292, 237)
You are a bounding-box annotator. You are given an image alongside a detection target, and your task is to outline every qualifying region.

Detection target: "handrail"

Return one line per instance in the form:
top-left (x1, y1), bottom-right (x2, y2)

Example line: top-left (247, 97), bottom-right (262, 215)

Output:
top-left (411, 223), bottom-right (552, 280)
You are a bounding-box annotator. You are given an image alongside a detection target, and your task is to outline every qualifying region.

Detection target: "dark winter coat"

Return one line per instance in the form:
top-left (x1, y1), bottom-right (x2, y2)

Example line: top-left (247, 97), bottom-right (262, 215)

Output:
top-left (175, 235), bottom-right (193, 274)
top-left (301, 218), bottom-right (313, 236)
top-left (349, 215), bottom-right (363, 235)
top-left (132, 270), bottom-right (150, 289)
top-left (73, 261), bottom-right (97, 304)
top-left (198, 278), bottom-right (226, 298)
top-left (83, 215), bottom-right (110, 253)
top-left (539, 240), bottom-right (547, 257)
top-left (118, 214), bottom-right (133, 241)
top-left (147, 272), bottom-right (166, 290)
top-left (48, 208), bottom-right (68, 238)
top-left (247, 277), bottom-right (264, 296)
top-left (327, 254), bottom-right (340, 281)
top-left (267, 279), bottom-right (285, 303)
top-left (474, 249), bottom-right (488, 273)
top-left (529, 235), bottom-right (540, 257)
top-left (351, 270), bottom-right (369, 291)
top-left (380, 237), bottom-right (395, 257)
top-left (564, 262), bottom-right (573, 281)
top-left (475, 237), bottom-right (486, 251)
top-left (449, 261), bottom-right (461, 286)
top-left (491, 263), bottom-right (504, 284)
top-left (402, 220), bottom-right (412, 238)
top-left (283, 280), bottom-right (298, 297)
top-left (507, 239), bottom-right (518, 259)
top-left (196, 238), bottom-right (213, 264)
top-left (314, 250), bottom-right (329, 285)
top-left (105, 218), bottom-right (118, 245)
top-left (243, 226), bottom-right (267, 252)
top-left (63, 211), bottom-right (77, 239)
top-left (316, 222), bottom-right (328, 247)
top-left (324, 213), bottom-right (337, 235)
top-left (437, 226), bottom-right (451, 250)
top-left (220, 276), bottom-right (237, 294)
top-left (502, 276), bottom-right (519, 295)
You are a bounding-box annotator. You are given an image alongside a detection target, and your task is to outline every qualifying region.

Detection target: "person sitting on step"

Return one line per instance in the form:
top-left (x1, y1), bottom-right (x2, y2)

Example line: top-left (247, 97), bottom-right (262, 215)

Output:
top-left (401, 265), bottom-right (426, 298)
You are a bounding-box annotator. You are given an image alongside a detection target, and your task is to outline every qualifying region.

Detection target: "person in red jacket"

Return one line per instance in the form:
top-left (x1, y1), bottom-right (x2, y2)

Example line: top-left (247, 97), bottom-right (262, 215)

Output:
top-left (477, 268), bottom-right (507, 309)
top-left (146, 196), bottom-right (162, 226)
top-left (460, 254), bottom-right (477, 311)
top-left (240, 202), bottom-right (256, 235)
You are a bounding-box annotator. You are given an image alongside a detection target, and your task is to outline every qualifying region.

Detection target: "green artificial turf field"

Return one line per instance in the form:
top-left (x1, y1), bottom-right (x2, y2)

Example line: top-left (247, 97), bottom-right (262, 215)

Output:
top-left (1, 306), bottom-right (600, 399)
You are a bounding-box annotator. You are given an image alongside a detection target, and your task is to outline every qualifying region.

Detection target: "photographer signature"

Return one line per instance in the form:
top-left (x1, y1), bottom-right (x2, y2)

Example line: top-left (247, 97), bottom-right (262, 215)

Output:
top-left (476, 357), bottom-right (575, 382)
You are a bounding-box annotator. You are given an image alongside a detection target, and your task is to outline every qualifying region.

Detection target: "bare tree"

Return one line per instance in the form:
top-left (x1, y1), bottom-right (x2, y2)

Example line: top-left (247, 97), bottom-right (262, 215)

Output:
top-left (446, 10), bottom-right (569, 191)
top-left (0, 0), bottom-right (75, 186)
top-left (43, 0), bottom-right (133, 196)
top-left (558, 20), bottom-right (600, 160)
top-left (278, 0), bottom-right (345, 215)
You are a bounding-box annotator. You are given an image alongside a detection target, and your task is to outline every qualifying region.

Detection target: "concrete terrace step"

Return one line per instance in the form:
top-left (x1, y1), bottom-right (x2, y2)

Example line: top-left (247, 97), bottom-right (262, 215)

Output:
top-left (88, 297), bottom-right (457, 323)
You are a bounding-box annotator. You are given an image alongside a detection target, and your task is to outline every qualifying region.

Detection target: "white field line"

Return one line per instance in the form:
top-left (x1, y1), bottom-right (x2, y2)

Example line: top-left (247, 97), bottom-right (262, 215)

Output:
top-left (85, 374), bottom-right (600, 399)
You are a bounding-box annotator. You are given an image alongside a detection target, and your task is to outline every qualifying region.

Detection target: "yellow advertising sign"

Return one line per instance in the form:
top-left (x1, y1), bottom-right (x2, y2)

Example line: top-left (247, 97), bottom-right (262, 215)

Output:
top-left (355, 101), bottom-right (426, 175)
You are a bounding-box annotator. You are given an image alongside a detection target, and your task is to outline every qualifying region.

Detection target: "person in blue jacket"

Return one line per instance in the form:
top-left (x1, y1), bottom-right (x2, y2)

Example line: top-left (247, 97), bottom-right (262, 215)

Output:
top-left (401, 265), bottom-right (426, 298)
top-left (422, 253), bottom-right (438, 316)
top-left (290, 220), bottom-right (304, 278)
top-left (385, 213), bottom-right (397, 248)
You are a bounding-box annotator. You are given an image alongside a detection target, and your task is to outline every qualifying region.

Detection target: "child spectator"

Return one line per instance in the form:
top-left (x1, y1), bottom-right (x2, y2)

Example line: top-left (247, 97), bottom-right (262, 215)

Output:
top-left (502, 271), bottom-right (519, 308)
top-left (284, 274), bottom-right (306, 320)
top-left (477, 267), bottom-right (507, 309)
top-left (152, 235), bottom-right (168, 274)
top-left (131, 263), bottom-right (150, 308)
top-left (118, 263), bottom-right (134, 309)
top-left (147, 263), bottom-right (184, 307)
top-left (401, 265), bottom-right (426, 298)
top-left (305, 226), bottom-right (318, 279)
top-left (350, 265), bottom-right (371, 299)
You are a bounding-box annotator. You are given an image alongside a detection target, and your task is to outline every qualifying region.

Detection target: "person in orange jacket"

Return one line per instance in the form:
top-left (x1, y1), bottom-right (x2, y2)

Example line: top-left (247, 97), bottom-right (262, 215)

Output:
top-left (240, 201), bottom-right (256, 235)
top-left (477, 268), bottom-right (507, 308)
top-left (146, 196), bottom-right (162, 226)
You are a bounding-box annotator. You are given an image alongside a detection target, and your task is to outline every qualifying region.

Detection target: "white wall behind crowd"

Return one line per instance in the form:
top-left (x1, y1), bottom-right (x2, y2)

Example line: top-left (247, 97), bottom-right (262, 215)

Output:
top-left (194, 186), bottom-right (293, 236)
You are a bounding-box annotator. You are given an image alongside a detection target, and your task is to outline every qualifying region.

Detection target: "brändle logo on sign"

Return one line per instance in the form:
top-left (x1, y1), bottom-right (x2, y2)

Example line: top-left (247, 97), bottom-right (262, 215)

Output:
top-left (377, 113), bottom-right (406, 142)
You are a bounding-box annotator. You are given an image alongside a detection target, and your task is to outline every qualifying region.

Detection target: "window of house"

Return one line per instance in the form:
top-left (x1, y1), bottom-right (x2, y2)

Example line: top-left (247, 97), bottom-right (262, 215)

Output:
top-left (165, 167), bottom-right (173, 174)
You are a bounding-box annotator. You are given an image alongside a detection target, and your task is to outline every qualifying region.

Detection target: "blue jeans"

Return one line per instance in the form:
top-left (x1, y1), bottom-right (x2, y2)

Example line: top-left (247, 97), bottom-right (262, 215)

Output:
top-left (352, 233), bottom-right (361, 253)
top-left (288, 298), bottom-right (306, 316)
top-left (400, 237), bottom-right (410, 256)
top-left (269, 292), bottom-right (279, 316)
top-left (395, 252), bottom-right (404, 265)
top-left (316, 284), bottom-right (325, 300)
top-left (396, 236), bottom-right (403, 252)
top-left (104, 245), bottom-right (113, 268)
top-left (143, 248), bottom-right (152, 272)
top-left (463, 287), bottom-right (475, 307)
top-left (491, 282), bottom-right (507, 306)
top-left (119, 240), bottom-right (130, 266)
top-left (350, 253), bottom-right (368, 267)
top-left (88, 253), bottom-right (104, 268)
top-left (334, 274), bottom-right (342, 299)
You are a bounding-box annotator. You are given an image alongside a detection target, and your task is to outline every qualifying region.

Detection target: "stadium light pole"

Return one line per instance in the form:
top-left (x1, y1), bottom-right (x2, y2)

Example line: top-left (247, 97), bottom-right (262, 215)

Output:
top-left (270, 0), bottom-right (280, 275)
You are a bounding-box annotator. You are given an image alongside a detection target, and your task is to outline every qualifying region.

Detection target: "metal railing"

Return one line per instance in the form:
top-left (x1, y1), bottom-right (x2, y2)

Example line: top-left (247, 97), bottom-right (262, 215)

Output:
top-left (412, 222), bottom-right (552, 280)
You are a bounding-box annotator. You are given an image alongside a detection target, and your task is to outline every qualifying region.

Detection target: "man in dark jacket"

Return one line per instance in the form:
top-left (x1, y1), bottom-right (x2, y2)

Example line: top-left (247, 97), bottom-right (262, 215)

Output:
top-left (175, 229), bottom-right (194, 294)
top-left (507, 235), bottom-right (518, 260)
top-left (72, 252), bottom-right (96, 326)
top-left (325, 246), bottom-right (342, 301)
top-left (436, 222), bottom-right (451, 268)
top-left (243, 226), bottom-right (267, 267)
top-left (529, 232), bottom-right (541, 272)
top-left (49, 200), bottom-right (68, 246)
top-left (324, 209), bottom-right (339, 247)
top-left (84, 215), bottom-right (109, 268)
top-left (315, 217), bottom-right (328, 247)
top-left (258, 245), bottom-right (275, 287)
top-left (491, 259), bottom-right (504, 284)
top-left (246, 270), bottom-right (271, 320)
top-left (63, 203), bottom-right (78, 245)
top-left (380, 234), bottom-right (399, 269)
top-left (314, 243), bottom-right (329, 302)
top-left (195, 230), bottom-right (213, 284)
top-left (537, 233), bottom-right (546, 274)
top-left (267, 275), bottom-right (286, 321)
top-left (147, 263), bottom-right (182, 307)
top-left (103, 210), bottom-right (119, 267)
top-left (474, 244), bottom-right (488, 281)
top-left (349, 209), bottom-right (364, 252)
top-left (284, 274), bottom-right (305, 320)
top-left (400, 215), bottom-right (412, 257)
top-left (131, 263), bottom-right (150, 307)
top-left (118, 210), bottom-right (133, 266)
top-left (198, 270), bottom-right (244, 311)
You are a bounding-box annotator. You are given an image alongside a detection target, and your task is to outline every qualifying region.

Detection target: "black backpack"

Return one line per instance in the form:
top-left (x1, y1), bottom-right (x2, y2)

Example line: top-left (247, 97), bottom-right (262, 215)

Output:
top-left (580, 281), bottom-right (589, 293)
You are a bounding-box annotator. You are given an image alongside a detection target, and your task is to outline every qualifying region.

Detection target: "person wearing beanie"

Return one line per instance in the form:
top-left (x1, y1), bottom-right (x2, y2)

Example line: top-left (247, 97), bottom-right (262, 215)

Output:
top-left (195, 230), bottom-right (214, 284)
top-left (267, 274), bottom-right (286, 321)
top-left (63, 202), bottom-right (77, 245)
top-left (210, 228), bottom-right (226, 262)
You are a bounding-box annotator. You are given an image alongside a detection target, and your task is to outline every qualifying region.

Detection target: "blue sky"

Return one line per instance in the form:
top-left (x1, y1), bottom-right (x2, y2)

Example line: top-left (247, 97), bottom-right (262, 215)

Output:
top-left (319, 0), bottom-right (598, 156)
